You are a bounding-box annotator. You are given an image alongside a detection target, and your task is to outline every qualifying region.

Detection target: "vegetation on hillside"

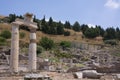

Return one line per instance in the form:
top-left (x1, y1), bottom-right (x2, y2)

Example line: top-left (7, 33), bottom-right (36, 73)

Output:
top-left (0, 30), bottom-right (11, 39)
top-left (0, 14), bottom-right (120, 66)
top-left (39, 37), bottom-right (55, 50)
top-left (0, 13), bottom-right (120, 42)
top-left (0, 30), bottom-right (11, 46)
top-left (60, 41), bottom-right (71, 50)
top-left (0, 37), bottom-right (6, 46)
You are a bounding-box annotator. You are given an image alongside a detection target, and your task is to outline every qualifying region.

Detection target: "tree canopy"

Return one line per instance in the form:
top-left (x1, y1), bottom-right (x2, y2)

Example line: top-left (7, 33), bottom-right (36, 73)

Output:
top-left (72, 21), bottom-right (81, 32)
top-left (1, 13), bottom-right (120, 41)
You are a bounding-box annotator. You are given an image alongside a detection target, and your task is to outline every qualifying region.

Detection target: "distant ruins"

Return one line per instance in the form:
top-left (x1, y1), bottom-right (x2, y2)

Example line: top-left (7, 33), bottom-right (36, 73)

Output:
top-left (10, 13), bottom-right (38, 73)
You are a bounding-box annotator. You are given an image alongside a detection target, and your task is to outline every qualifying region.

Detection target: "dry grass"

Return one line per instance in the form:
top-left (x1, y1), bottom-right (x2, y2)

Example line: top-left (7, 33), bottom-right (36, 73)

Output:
top-left (0, 23), bottom-right (103, 44)
top-left (0, 23), bottom-right (11, 31)
top-left (0, 15), bottom-right (6, 19)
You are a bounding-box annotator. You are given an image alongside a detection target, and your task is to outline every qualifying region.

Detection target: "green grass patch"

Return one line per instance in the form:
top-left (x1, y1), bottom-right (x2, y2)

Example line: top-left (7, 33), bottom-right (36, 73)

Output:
top-left (75, 63), bottom-right (85, 67)
top-left (111, 53), bottom-right (120, 57)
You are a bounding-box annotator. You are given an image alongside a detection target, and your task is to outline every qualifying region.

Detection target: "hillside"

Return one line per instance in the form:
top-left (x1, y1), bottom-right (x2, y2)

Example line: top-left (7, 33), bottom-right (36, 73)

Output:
top-left (0, 17), bottom-right (120, 78)
top-left (0, 23), bottom-right (103, 45)
top-left (0, 15), bottom-right (6, 19)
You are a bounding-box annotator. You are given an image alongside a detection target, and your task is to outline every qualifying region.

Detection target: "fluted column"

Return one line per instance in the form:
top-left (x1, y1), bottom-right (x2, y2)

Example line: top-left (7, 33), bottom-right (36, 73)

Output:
top-left (10, 23), bottom-right (19, 73)
top-left (28, 28), bottom-right (37, 72)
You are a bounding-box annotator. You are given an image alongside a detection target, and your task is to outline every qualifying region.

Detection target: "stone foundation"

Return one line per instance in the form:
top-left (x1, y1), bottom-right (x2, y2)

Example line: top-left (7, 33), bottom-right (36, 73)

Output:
top-left (0, 77), bottom-right (24, 80)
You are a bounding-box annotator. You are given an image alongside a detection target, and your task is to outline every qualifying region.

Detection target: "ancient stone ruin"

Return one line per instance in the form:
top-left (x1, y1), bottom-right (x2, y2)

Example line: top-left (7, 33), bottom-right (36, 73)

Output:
top-left (10, 13), bottom-right (38, 73)
top-left (1, 13), bottom-right (120, 80)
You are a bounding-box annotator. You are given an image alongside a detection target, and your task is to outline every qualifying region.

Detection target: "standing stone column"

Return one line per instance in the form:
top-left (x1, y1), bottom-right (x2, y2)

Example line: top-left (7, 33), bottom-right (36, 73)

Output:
top-left (28, 28), bottom-right (37, 72)
top-left (10, 23), bottom-right (19, 73)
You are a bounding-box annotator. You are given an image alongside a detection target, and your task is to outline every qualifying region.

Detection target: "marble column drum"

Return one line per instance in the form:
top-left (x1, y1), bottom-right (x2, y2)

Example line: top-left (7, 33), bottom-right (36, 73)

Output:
top-left (28, 28), bottom-right (37, 72)
top-left (10, 23), bottom-right (19, 73)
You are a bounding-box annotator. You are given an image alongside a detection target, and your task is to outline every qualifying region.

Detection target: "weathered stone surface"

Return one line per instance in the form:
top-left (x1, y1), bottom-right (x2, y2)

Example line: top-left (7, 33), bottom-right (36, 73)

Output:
top-left (28, 43), bottom-right (37, 71)
top-left (10, 13), bottom-right (38, 73)
top-left (10, 24), bottom-right (19, 73)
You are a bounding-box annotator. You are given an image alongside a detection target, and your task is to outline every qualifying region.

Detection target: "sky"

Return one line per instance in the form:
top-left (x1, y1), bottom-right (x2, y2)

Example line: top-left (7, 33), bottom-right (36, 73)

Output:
top-left (0, 0), bottom-right (120, 28)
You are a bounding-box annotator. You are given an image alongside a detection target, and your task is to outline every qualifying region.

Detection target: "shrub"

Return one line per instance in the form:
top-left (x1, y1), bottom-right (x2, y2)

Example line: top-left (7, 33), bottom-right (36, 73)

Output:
top-left (81, 57), bottom-right (89, 61)
top-left (53, 49), bottom-right (72, 58)
top-left (60, 41), bottom-right (71, 50)
top-left (104, 40), bottom-right (117, 45)
top-left (0, 37), bottom-right (6, 46)
top-left (20, 32), bottom-right (26, 39)
top-left (84, 28), bottom-right (98, 38)
top-left (0, 30), bottom-right (11, 39)
top-left (64, 31), bottom-right (70, 36)
top-left (37, 46), bottom-right (43, 55)
top-left (39, 37), bottom-right (55, 50)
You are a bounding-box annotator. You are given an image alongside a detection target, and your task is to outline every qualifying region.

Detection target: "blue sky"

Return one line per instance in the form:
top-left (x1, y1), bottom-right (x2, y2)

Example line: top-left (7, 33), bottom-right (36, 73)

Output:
top-left (0, 0), bottom-right (120, 28)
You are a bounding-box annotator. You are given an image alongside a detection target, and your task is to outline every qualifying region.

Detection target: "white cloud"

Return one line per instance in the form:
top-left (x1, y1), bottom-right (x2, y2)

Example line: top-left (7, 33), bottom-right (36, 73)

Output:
top-left (45, 18), bottom-right (65, 24)
top-left (45, 18), bottom-right (49, 22)
top-left (87, 24), bottom-right (96, 28)
top-left (104, 0), bottom-right (120, 9)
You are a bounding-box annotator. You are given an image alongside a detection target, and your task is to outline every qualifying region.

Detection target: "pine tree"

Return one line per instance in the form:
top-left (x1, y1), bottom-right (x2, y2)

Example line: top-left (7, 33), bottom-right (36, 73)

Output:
top-left (81, 24), bottom-right (89, 34)
top-left (104, 27), bottom-right (116, 40)
top-left (116, 27), bottom-right (120, 40)
top-left (57, 21), bottom-right (64, 35)
top-left (41, 16), bottom-right (49, 33)
top-left (9, 14), bottom-right (16, 23)
top-left (64, 21), bottom-right (71, 29)
top-left (72, 21), bottom-right (81, 32)
top-left (84, 27), bottom-right (98, 38)
top-left (95, 25), bottom-right (105, 37)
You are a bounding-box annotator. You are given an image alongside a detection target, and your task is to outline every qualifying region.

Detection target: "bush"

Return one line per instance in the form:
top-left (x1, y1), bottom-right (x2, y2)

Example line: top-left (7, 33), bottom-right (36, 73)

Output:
top-left (39, 37), bottom-right (55, 50)
top-left (37, 46), bottom-right (43, 55)
top-left (60, 41), bottom-right (71, 50)
top-left (20, 32), bottom-right (26, 39)
top-left (0, 37), bottom-right (6, 46)
top-left (0, 30), bottom-right (11, 39)
top-left (104, 40), bottom-right (117, 45)
top-left (84, 28), bottom-right (98, 38)
top-left (81, 57), bottom-right (89, 61)
top-left (64, 31), bottom-right (70, 36)
top-left (53, 49), bottom-right (72, 58)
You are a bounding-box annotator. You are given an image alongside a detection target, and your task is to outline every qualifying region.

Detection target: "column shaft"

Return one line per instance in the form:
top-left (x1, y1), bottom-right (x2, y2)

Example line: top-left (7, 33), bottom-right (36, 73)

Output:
top-left (10, 24), bottom-right (19, 72)
top-left (29, 29), bottom-right (37, 72)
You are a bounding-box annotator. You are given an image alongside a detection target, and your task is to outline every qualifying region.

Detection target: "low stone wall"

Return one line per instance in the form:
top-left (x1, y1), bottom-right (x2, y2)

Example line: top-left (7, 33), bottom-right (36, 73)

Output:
top-left (0, 77), bottom-right (24, 80)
